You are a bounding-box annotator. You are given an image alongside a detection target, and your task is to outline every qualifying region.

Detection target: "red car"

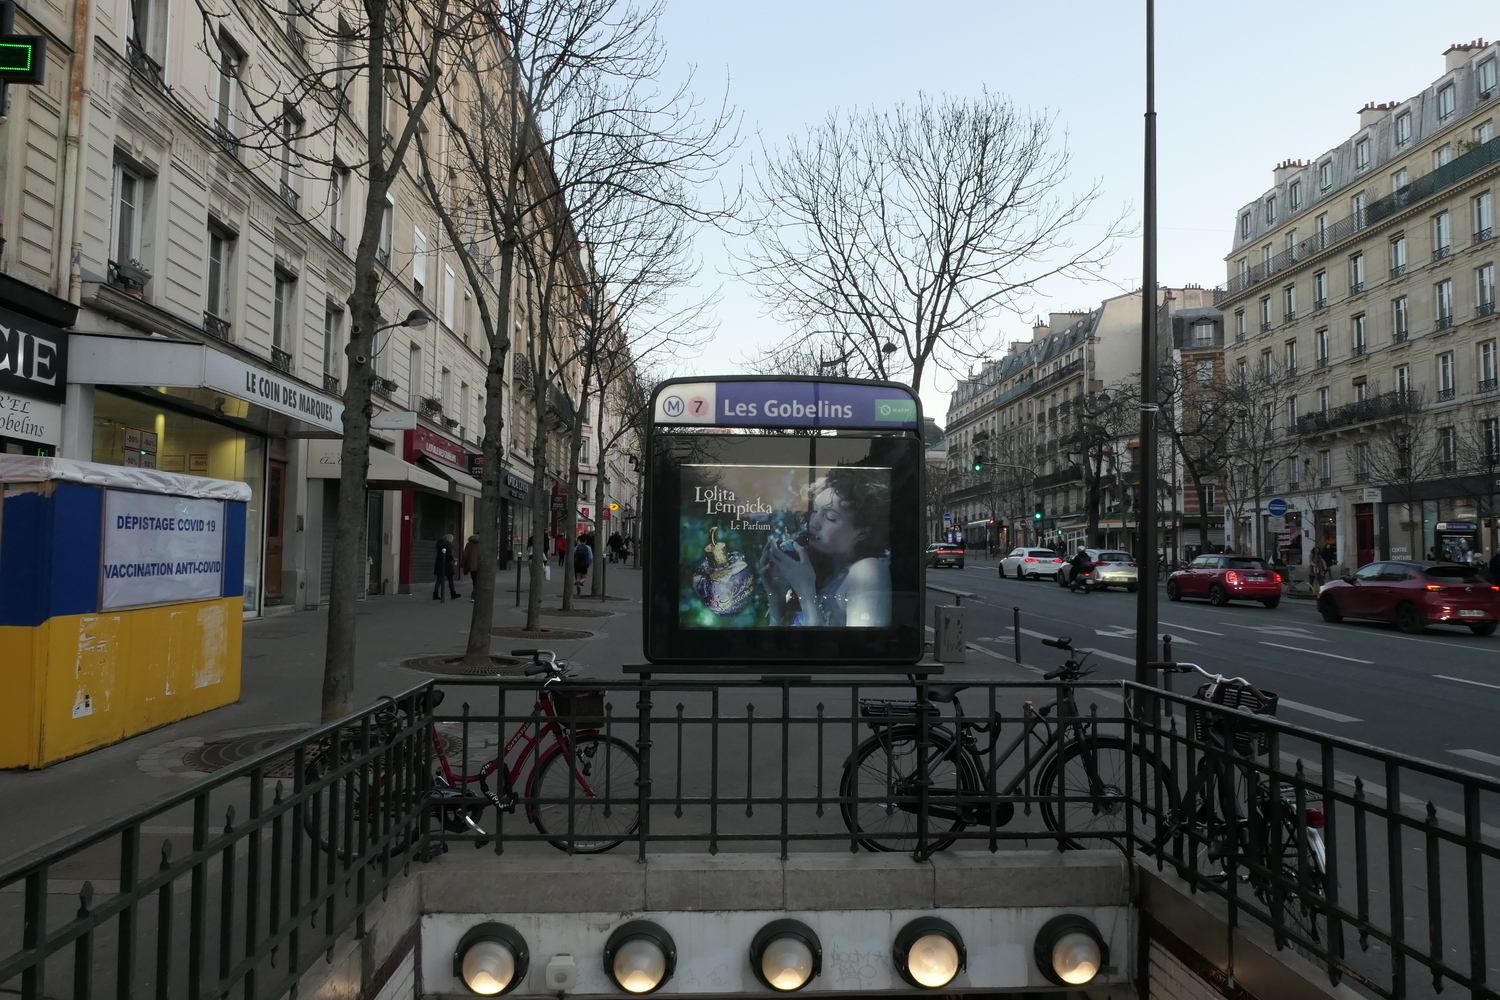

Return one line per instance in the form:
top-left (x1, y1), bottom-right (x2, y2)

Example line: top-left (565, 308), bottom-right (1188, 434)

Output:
top-left (1317, 560), bottom-right (1500, 635)
top-left (1167, 554), bottom-right (1283, 608)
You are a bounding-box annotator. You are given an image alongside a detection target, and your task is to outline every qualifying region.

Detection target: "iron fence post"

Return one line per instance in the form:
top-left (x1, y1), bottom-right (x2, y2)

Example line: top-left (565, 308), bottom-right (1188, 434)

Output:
top-left (116, 824), bottom-right (138, 1000)
top-left (636, 679), bottom-right (653, 863)
top-left (1464, 783), bottom-right (1487, 995)
top-left (1319, 744), bottom-right (1344, 983)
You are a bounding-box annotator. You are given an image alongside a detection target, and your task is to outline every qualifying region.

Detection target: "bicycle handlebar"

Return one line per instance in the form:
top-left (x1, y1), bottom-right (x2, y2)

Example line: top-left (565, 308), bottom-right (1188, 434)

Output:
top-left (1146, 660), bottom-right (1273, 707)
top-left (523, 664), bottom-right (551, 676)
top-left (1042, 636), bottom-right (1072, 650)
top-left (510, 648), bottom-right (538, 657)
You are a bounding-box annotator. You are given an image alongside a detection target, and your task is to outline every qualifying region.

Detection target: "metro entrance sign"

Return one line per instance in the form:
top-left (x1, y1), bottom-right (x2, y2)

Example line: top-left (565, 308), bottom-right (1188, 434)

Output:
top-left (654, 380), bottom-right (919, 430)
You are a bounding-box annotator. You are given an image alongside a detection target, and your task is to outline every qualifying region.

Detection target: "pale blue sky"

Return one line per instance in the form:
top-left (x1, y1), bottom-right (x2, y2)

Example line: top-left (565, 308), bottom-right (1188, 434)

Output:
top-left (654, 1), bottom-right (1498, 422)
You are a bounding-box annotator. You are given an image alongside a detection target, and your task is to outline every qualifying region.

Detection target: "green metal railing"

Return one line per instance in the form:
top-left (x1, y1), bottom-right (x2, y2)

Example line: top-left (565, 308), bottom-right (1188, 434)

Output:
top-left (0, 682), bottom-right (439, 1000)
top-left (2, 675), bottom-right (1495, 1000)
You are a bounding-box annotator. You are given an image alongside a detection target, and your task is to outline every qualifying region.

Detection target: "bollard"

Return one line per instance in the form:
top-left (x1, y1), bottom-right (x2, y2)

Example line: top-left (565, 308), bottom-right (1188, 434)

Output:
top-left (1012, 606), bottom-right (1022, 664)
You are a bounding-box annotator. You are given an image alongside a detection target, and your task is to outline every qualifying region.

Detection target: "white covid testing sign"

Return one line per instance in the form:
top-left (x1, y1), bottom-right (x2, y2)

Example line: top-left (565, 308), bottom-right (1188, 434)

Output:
top-left (102, 490), bottom-right (227, 609)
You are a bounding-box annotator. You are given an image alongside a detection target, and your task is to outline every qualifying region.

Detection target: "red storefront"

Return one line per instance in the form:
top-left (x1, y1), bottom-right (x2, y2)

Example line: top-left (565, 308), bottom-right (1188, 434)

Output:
top-left (399, 427), bottom-right (481, 592)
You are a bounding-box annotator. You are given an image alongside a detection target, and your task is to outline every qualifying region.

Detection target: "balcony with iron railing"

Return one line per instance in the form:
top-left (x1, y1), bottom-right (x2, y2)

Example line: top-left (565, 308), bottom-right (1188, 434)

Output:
top-left (1389, 264), bottom-right (1406, 279)
top-left (323, 372), bottom-right (341, 394)
top-left (1296, 390), bottom-right (1414, 435)
top-left (1393, 329), bottom-right (1408, 344)
top-left (1477, 228), bottom-right (1495, 244)
top-left (1215, 210), bottom-right (1367, 304)
top-left (1479, 300), bottom-right (1497, 319)
top-left (1260, 320), bottom-right (1272, 332)
top-left (1319, 475), bottom-right (1332, 488)
top-left (1316, 355), bottom-right (1330, 368)
top-left (1313, 296), bottom-right (1327, 310)
top-left (1482, 377), bottom-right (1499, 393)
top-left (279, 181), bottom-right (299, 211)
top-left (1437, 386), bottom-right (1456, 401)
top-left (990, 375), bottom-right (1033, 409)
top-left (1434, 245), bottom-right (1452, 261)
top-left (1355, 470), bottom-right (1372, 482)
top-left (377, 247), bottom-right (391, 268)
top-left (1350, 280), bottom-right (1364, 294)
top-left (1283, 311), bottom-right (1296, 324)
top-left (372, 376), bottom-right (397, 400)
top-left (125, 37), bottom-right (164, 87)
top-left (270, 346), bottom-right (293, 373)
top-left (330, 227), bottom-right (346, 253)
top-left (1353, 343), bottom-right (1366, 356)
top-left (420, 396), bottom-right (444, 420)
top-left (1436, 314), bottom-right (1455, 331)
top-left (1364, 136), bottom-right (1500, 227)
top-left (1029, 358), bottom-right (1085, 395)
top-left (212, 120), bottom-right (237, 157)
top-left (202, 312), bottom-right (231, 341)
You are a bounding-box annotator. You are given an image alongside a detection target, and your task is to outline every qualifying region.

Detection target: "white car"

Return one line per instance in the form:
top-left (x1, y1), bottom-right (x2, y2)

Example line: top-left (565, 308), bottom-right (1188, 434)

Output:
top-left (1053, 549), bottom-right (1139, 592)
top-left (1000, 547), bottom-right (1064, 580)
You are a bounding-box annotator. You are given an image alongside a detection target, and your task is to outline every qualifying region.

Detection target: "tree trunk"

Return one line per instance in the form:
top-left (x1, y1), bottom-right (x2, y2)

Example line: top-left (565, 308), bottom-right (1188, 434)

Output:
top-left (525, 361), bottom-right (550, 631)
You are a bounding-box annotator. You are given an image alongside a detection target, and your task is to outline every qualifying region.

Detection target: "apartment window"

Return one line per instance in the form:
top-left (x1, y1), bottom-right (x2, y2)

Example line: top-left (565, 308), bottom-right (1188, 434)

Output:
top-left (1315, 327), bottom-right (1329, 365)
top-left (443, 265), bottom-right (456, 328)
top-left (1352, 314), bottom-right (1367, 355)
top-left (1235, 310), bottom-right (1246, 341)
top-left (1392, 296), bottom-right (1409, 342)
top-left (1438, 83), bottom-right (1456, 122)
top-left (1240, 212), bottom-right (1251, 240)
top-left (1284, 340), bottom-right (1298, 374)
top-left (1479, 340), bottom-right (1496, 390)
top-left (1480, 121), bottom-right (1496, 144)
top-left (1286, 229), bottom-right (1299, 260)
top-left (1191, 319), bottom-right (1215, 346)
top-left (1290, 179), bottom-right (1302, 212)
top-left (1195, 359), bottom-right (1214, 387)
top-left (459, 382), bottom-right (469, 437)
top-left (1282, 284), bottom-right (1296, 322)
top-left (1355, 380), bottom-right (1368, 403)
top-left (322, 305), bottom-right (343, 379)
top-left (1350, 252), bottom-right (1365, 293)
top-left (1436, 280), bottom-right (1454, 328)
top-left (1262, 244), bottom-right (1273, 273)
top-left (334, 20), bottom-right (353, 104)
top-left (126, 0), bottom-right (159, 69)
top-left (1260, 350), bottom-right (1273, 380)
top-left (1237, 360), bottom-right (1248, 386)
top-left (1440, 427), bottom-right (1457, 473)
top-left (406, 344), bottom-right (421, 410)
top-left (1477, 264), bottom-right (1496, 316)
top-left (279, 107), bottom-right (301, 207)
top-left (1396, 111), bottom-right (1412, 147)
top-left (111, 164), bottom-right (143, 266)
top-left (378, 196), bottom-right (393, 266)
top-left (462, 289), bottom-right (472, 346)
top-left (1476, 192), bottom-right (1494, 242)
top-left (1436, 144), bottom-right (1453, 168)
top-left (1289, 455), bottom-right (1301, 490)
top-left (1437, 351), bottom-right (1455, 399)
top-left (1434, 211), bottom-right (1452, 258)
top-left (1259, 296), bottom-right (1272, 331)
top-left (214, 31), bottom-right (243, 142)
top-left (411, 227), bottom-right (427, 298)
top-left (272, 271), bottom-right (296, 354)
top-left (1261, 402), bottom-right (1274, 441)
top-left (1355, 137), bottom-right (1371, 170)
top-left (1314, 269), bottom-right (1328, 307)
top-left (1389, 236), bottom-right (1406, 277)
top-left (440, 367), bottom-right (452, 416)
top-left (1319, 160), bottom-right (1333, 191)
top-left (1396, 364), bottom-right (1411, 401)
top-left (1392, 168), bottom-right (1409, 191)
top-left (1480, 58), bottom-right (1498, 97)
top-left (329, 167), bottom-right (348, 244)
top-left (1287, 396), bottom-right (1299, 430)
top-left (1319, 449), bottom-right (1332, 486)
top-left (205, 227), bottom-right (231, 320)
top-left (1266, 195), bottom-right (1277, 226)
top-left (1318, 387), bottom-right (1330, 415)
top-left (1315, 212), bottom-right (1329, 248)
top-left (1238, 258), bottom-right (1250, 282)
top-left (1353, 191), bottom-right (1368, 229)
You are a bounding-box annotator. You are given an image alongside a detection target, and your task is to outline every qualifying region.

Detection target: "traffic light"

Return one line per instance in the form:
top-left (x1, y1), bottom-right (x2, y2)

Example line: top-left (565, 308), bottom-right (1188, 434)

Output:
top-left (973, 453), bottom-right (985, 473)
top-left (1033, 504), bottom-right (1044, 521)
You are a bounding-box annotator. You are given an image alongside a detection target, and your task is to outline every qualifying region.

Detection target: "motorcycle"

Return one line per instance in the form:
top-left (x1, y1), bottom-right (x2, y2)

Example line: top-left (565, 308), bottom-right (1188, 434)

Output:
top-left (1066, 567), bottom-right (1098, 593)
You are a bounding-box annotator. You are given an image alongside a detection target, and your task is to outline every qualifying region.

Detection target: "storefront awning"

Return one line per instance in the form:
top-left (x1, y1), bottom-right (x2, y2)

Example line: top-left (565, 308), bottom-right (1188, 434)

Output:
top-left (306, 440), bottom-right (447, 491)
top-left (421, 459), bottom-right (482, 498)
top-left (0, 455), bottom-right (252, 500)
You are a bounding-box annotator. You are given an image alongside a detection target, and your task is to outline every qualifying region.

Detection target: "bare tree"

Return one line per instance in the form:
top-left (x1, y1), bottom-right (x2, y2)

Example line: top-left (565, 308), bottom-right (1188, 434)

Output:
top-left (738, 92), bottom-right (1124, 390)
top-left (1158, 362), bottom-right (1235, 553)
top-left (1057, 386), bottom-right (1133, 547)
top-left (1219, 359), bottom-right (1304, 558)
top-left (1361, 393), bottom-right (1441, 560)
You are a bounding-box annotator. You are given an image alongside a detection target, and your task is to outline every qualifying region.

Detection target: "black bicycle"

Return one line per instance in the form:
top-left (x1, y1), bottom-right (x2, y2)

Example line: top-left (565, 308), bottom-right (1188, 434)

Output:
top-left (1150, 661), bottom-right (1327, 944)
top-left (839, 636), bottom-right (1178, 853)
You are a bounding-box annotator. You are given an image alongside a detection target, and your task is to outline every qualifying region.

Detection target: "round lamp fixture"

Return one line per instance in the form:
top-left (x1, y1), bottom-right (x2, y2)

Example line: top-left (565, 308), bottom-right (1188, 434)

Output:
top-left (453, 922), bottom-right (529, 996)
top-left (893, 917), bottom-right (966, 990)
top-left (1034, 914), bottom-right (1107, 986)
top-left (604, 920), bottom-right (677, 994)
top-left (750, 919), bottom-right (822, 992)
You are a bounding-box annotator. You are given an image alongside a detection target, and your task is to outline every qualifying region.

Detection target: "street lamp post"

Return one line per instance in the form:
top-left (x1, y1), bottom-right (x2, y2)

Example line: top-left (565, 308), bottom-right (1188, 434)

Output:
top-left (1135, 0), bottom-right (1160, 686)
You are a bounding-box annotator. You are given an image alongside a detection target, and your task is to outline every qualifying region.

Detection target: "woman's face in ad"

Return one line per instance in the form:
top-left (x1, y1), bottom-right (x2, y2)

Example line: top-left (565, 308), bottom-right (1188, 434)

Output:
top-left (808, 486), bottom-right (867, 557)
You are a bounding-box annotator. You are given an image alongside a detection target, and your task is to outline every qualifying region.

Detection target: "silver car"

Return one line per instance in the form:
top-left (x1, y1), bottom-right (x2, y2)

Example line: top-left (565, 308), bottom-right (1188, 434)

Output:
top-left (1056, 549), bottom-right (1139, 592)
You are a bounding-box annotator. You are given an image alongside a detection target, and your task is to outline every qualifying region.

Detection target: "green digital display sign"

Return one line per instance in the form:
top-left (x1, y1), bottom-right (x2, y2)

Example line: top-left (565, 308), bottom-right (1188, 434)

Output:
top-left (0, 34), bottom-right (43, 84)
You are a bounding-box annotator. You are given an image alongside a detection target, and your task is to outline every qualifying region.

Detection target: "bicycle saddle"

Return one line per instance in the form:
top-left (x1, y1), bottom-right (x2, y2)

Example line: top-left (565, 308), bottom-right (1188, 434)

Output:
top-left (926, 684), bottom-right (969, 704)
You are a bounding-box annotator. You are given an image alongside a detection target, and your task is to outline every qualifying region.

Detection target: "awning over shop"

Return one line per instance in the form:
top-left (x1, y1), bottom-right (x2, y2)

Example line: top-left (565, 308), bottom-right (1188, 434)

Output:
top-left (421, 460), bottom-right (482, 498)
top-left (69, 334), bottom-right (344, 436)
top-left (306, 440), bottom-right (447, 491)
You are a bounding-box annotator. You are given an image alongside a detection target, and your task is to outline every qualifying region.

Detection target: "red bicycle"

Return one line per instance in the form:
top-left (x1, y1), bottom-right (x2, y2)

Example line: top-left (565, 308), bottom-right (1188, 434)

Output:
top-left (303, 649), bottom-right (640, 855)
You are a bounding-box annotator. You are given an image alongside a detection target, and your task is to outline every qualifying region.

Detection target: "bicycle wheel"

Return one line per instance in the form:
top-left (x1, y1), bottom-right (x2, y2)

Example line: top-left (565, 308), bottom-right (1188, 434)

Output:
top-left (839, 726), bottom-right (977, 853)
top-left (1151, 754), bottom-right (1252, 881)
top-left (532, 734), bottom-right (641, 853)
top-left (1038, 735), bottom-right (1177, 850)
top-left (1250, 798), bottom-right (1325, 946)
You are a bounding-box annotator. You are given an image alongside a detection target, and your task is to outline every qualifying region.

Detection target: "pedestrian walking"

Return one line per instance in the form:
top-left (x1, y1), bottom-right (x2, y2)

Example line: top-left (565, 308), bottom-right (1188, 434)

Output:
top-left (1307, 546), bottom-right (1325, 591)
top-left (555, 532), bottom-right (567, 566)
top-left (609, 531), bottom-right (624, 563)
top-left (433, 533), bottom-right (459, 601)
top-left (573, 537), bottom-right (594, 595)
top-left (460, 533), bottom-right (481, 601)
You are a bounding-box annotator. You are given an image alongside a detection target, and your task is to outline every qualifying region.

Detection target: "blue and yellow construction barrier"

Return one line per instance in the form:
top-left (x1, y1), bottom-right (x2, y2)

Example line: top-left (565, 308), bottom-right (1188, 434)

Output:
top-left (0, 467), bottom-right (246, 769)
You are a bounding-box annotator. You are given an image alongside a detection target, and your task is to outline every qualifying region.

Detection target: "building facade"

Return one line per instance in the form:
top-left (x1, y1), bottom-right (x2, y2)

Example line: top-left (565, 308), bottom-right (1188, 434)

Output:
top-left (0, 0), bottom-right (636, 615)
top-left (1216, 39), bottom-right (1500, 576)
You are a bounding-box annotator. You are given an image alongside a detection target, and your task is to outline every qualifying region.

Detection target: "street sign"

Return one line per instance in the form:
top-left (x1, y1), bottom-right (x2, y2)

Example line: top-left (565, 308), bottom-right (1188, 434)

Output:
top-left (943, 512), bottom-right (951, 521)
top-left (1267, 498), bottom-right (1288, 516)
top-left (609, 502), bottom-right (620, 511)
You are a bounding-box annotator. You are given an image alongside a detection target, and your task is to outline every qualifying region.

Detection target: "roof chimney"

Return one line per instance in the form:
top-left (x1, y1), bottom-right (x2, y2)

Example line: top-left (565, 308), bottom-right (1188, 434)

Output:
top-left (1358, 101), bottom-right (1399, 129)
top-left (1445, 38), bottom-right (1488, 73)
top-left (1272, 158), bottom-right (1307, 184)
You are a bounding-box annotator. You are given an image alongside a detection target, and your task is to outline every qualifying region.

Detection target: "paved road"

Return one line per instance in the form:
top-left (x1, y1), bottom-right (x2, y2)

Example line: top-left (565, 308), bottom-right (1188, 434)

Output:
top-left (928, 557), bottom-right (1500, 780)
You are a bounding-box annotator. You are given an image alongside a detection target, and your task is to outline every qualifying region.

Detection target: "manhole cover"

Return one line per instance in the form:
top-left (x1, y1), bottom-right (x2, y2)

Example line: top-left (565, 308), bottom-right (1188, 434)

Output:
top-left (401, 654), bottom-right (527, 676)
top-left (540, 608), bottom-right (614, 618)
top-left (491, 626), bottom-right (594, 640)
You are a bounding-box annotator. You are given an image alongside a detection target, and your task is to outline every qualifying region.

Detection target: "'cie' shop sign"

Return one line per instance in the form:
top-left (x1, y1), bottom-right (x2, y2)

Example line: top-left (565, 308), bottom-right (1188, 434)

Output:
top-left (0, 305), bottom-right (68, 405)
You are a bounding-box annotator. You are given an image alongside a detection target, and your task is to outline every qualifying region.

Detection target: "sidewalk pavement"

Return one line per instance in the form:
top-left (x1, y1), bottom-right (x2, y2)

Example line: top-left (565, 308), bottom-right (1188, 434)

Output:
top-left (0, 560), bottom-right (646, 866)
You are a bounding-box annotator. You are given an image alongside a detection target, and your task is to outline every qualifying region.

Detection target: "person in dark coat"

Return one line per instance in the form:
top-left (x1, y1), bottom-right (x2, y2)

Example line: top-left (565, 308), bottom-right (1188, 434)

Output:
top-left (573, 537), bottom-right (594, 595)
top-left (433, 533), bottom-right (459, 600)
top-left (1489, 549), bottom-right (1500, 582)
top-left (460, 534), bottom-right (482, 600)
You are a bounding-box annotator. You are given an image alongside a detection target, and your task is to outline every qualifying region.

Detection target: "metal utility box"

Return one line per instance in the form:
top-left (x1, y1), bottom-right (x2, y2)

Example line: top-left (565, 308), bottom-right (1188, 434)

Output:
top-left (932, 605), bottom-right (966, 662)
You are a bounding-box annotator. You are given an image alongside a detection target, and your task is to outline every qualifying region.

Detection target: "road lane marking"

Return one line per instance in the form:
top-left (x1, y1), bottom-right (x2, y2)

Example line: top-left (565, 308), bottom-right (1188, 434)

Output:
top-left (1259, 641), bottom-right (1373, 664)
top-left (1273, 698), bottom-right (1362, 723)
top-left (1450, 749), bottom-right (1500, 768)
top-left (1222, 622), bottom-right (1330, 641)
top-left (1158, 621), bottom-right (1225, 636)
top-left (1434, 674), bottom-right (1500, 692)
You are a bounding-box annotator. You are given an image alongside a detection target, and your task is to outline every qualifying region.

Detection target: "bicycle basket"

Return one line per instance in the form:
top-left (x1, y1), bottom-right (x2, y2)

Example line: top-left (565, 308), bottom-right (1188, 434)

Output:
top-left (1189, 683), bottom-right (1279, 755)
top-left (552, 689), bottom-right (607, 722)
